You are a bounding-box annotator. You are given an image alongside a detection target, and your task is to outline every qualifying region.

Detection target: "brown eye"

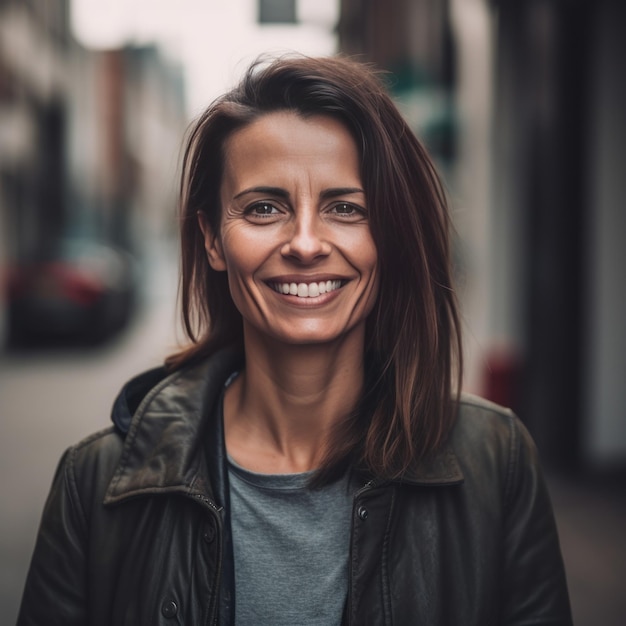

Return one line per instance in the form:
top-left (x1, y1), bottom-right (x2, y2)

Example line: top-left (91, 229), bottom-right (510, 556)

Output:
top-left (250, 202), bottom-right (278, 215)
top-left (333, 203), bottom-right (355, 214)
top-left (330, 203), bottom-right (366, 218)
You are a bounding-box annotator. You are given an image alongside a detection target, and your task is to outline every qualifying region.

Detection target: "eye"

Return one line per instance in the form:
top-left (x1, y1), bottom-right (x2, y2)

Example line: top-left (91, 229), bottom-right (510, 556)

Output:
top-left (246, 202), bottom-right (281, 219)
top-left (333, 203), bottom-right (355, 214)
top-left (329, 202), bottom-right (367, 219)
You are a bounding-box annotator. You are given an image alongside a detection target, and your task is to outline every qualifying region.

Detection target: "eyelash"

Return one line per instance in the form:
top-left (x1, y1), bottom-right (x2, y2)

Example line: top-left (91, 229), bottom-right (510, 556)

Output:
top-left (330, 202), bottom-right (364, 216)
top-left (244, 201), bottom-right (367, 220)
top-left (246, 202), bottom-right (280, 217)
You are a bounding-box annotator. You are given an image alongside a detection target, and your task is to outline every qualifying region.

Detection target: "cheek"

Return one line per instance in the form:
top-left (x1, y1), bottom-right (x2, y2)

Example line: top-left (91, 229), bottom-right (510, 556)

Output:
top-left (357, 232), bottom-right (378, 275)
top-left (361, 236), bottom-right (380, 303)
top-left (366, 245), bottom-right (378, 273)
top-left (219, 229), bottom-right (270, 290)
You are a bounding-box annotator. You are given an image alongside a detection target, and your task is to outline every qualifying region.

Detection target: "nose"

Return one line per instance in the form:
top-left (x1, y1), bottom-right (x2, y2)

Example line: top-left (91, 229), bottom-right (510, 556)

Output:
top-left (281, 210), bottom-right (331, 263)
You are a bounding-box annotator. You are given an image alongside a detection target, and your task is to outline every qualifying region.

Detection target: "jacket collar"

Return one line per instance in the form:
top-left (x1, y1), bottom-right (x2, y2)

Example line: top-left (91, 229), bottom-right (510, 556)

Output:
top-left (104, 348), bottom-right (463, 505)
top-left (392, 443), bottom-right (464, 486)
top-left (104, 347), bottom-right (242, 505)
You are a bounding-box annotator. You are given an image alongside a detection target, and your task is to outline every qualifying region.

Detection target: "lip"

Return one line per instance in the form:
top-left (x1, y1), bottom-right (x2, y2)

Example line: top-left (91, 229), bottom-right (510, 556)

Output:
top-left (266, 274), bottom-right (347, 284)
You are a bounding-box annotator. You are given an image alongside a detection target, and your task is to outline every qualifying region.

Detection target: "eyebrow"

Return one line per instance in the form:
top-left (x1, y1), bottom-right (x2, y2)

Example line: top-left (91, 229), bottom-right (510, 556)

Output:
top-left (320, 187), bottom-right (365, 200)
top-left (233, 186), bottom-right (365, 201)
top-left (233, 186), bottom-right (289, 200)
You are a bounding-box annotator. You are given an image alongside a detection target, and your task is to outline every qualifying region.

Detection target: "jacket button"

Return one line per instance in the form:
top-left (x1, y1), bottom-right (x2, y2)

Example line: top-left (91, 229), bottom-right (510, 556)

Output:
top-left (358, 505), bottom-right (369, 520)
top-left (203, 524), bottom-right (215, 543)
top-left (161, 600), bottom-right (178, 618)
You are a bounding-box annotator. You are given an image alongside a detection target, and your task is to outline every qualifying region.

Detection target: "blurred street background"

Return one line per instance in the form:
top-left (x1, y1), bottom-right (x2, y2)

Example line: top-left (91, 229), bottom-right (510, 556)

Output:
top-left (1, 0), bottom-right (624, 624)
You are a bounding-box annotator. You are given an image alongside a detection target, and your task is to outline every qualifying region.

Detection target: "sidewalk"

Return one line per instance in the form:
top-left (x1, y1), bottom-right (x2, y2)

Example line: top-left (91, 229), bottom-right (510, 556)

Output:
top-left (548, 474), bottom-right (626, 625)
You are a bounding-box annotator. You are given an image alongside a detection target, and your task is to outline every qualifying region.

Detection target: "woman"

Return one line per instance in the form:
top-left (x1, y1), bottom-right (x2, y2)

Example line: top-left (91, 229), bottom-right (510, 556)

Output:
top-left (18, 56), bottom-right (572, 625)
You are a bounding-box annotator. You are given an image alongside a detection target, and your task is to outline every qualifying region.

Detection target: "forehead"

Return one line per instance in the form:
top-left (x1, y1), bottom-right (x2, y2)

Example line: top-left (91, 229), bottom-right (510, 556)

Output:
top-left (221, 111), bottom-right (362, 190)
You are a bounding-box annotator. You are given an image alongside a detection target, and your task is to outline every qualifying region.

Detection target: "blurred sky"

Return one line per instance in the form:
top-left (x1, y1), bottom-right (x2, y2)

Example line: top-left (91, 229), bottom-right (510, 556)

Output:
top-left (71, 0), bottom-right (339, 117)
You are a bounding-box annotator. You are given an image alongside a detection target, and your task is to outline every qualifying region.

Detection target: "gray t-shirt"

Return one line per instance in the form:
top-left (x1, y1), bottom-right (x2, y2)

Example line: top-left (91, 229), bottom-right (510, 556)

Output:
top-left (228, 457), bottom-right (353, 626)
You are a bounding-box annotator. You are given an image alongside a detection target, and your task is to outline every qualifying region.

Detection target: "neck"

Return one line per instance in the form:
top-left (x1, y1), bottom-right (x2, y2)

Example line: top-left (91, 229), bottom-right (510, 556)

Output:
top-left (224, 325), bottom-right (366, 474)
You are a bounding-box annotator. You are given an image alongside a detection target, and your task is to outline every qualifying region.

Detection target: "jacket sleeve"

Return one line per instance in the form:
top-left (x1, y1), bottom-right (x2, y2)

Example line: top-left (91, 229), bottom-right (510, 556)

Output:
top-left (17, 448), bottom-right (88, 626)
top-left (500, 416), bottom-right (573, 625)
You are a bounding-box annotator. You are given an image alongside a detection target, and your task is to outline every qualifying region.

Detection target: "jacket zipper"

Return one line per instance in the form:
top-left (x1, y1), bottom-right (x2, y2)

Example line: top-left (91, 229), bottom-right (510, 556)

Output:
top-left (192, 494), bottom-right (224, 626)
top-left (345, 479), bottom-right (379, 626)
top-left (355, 478), bottom-right (378, 498)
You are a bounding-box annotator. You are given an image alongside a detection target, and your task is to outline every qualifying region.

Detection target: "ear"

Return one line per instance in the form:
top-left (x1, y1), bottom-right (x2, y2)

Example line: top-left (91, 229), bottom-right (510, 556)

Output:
top-left (197, 212), bottom-right (227, 272)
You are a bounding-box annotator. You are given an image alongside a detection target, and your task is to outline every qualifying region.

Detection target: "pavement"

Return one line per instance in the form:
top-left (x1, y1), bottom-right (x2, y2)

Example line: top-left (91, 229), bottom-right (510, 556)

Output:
top-left (548, 473), bottom-right (626, 625)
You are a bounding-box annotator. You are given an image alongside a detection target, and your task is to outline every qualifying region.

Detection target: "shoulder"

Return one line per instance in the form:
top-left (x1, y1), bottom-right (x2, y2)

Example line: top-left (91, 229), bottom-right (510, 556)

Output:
top-left (457, 392), bottom-right (515, 423)
top-left (32, 427), bottom-right (128, 541)
top-left (451, 394), bottom-right (542, 504)
top-left (454, 393), bottom-right (515, 438)
top-left (59, 428), bottom-right (126, 509)
top-left (68, 426), bottom-right (125, 471)
top-left (453, 393), bottom-right (533, 450)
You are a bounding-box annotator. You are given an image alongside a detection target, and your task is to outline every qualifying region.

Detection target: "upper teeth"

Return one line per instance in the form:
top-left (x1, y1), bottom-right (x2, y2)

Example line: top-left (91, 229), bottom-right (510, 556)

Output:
top-left (273, 280), bottom-right (342, 298)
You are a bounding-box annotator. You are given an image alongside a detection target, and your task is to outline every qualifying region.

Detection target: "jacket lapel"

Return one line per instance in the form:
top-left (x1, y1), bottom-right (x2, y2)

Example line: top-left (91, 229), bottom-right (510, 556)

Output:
top-left (104, 348), bottom-right (242, 505)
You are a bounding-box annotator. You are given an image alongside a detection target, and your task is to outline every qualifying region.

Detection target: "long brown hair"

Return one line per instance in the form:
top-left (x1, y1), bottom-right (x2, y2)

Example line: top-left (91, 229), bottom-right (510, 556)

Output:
top-left (167, 55), bottom-right (463, 481)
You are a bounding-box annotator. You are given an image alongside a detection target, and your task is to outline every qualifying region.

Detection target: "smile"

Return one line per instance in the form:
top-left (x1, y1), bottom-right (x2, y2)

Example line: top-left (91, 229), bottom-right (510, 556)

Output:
top-left (270, 280), bottom-right (344, 298)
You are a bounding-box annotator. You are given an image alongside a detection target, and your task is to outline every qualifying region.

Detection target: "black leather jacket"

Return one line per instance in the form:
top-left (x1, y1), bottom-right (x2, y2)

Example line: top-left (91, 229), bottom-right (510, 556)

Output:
top-left (18, 348), bottom-right (572, 625)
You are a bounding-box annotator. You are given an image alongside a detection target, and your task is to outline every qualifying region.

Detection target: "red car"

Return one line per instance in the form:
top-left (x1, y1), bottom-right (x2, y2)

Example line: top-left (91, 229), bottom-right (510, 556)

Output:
top-left (5, 238), bottom-right (138, 346)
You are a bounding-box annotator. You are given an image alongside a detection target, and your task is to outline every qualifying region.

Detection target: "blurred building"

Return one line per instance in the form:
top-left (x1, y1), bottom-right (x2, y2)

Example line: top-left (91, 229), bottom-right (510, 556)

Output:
top-left (338, 0), bottom-right (626, 474)
top-left (0, 0), bottom-right (71, 282)
top-left (491, 0), bottom-right (626, 476)
top-left (339, 0), bottom-right (456, 168)
top-left (0, 0), bottom-right (187, 345)
top-left (66, 44), bottom-right (186, 249)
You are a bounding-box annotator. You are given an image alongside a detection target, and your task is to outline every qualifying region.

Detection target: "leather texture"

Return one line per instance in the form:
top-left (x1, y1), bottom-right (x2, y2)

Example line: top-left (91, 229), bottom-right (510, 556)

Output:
top-left (18, 348), bottom-right (573, 625)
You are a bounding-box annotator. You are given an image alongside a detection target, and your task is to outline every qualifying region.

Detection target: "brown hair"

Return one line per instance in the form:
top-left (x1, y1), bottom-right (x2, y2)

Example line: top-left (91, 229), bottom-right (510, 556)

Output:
top-left (167, 55), bottom-right (463, 481)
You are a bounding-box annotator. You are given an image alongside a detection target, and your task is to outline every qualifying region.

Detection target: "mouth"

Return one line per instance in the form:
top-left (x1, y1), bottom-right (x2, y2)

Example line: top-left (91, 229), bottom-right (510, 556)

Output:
top-left (269, 279), bottom-right (344, 298)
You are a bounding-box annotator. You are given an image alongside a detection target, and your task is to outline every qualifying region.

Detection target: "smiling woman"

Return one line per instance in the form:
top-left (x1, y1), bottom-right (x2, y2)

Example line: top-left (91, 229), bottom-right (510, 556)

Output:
top-left (18, 56), bottom-right (573, 626)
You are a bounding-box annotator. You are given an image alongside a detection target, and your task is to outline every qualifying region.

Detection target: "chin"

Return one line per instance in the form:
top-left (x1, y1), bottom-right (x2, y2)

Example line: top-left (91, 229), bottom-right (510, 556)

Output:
top-left (267, 322), bottom-right (365, 348)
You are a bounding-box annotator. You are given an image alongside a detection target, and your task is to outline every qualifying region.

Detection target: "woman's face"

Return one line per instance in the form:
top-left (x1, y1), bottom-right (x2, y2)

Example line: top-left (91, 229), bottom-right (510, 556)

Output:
top-left (201, 111), bottom-right (379, 348)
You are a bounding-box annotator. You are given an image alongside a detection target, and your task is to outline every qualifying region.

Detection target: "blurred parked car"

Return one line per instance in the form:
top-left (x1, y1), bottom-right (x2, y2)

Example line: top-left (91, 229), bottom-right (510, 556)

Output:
top-left (5, 238), bottom-right (138, 346)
